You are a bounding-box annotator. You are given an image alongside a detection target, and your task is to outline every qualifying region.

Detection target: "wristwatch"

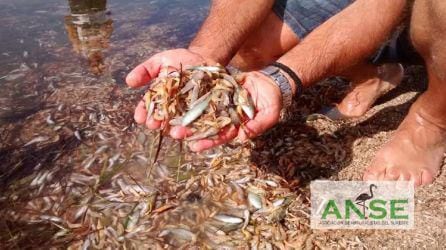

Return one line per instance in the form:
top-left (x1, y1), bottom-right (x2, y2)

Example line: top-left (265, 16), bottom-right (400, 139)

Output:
top-left (259, 65), bottom-right (293, 109)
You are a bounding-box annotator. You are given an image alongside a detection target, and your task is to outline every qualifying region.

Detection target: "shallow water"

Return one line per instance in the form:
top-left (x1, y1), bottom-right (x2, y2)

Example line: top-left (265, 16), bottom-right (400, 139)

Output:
top-left (0, 0), bottom-right (209, 123)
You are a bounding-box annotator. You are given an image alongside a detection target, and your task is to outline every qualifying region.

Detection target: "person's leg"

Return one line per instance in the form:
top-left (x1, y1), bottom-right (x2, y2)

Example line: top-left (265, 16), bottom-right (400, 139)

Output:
top-left (333, 62), bottom-right (404, 118)
top-left (364, 0), bottom-right (446, 186)
top-left (231, 0), bottom-right (404, 119)
top-left (229, 11), bottom-right (299, 71)
top-left (230, 0), bottom-right (353, 71)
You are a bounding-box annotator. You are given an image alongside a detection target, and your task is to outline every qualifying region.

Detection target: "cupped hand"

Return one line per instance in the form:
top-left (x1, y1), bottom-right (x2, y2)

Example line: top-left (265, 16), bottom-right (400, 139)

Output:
top-left (188, 71), bottom-right (283, 152)
top-left (127, 48), bottom-right (214, 138)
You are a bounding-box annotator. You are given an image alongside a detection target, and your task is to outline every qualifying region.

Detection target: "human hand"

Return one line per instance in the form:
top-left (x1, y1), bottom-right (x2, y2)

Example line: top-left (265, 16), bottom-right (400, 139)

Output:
top-left (188, 71), bottom-right (283, 152)
top-left (126, 48), bottom-right (215, 138)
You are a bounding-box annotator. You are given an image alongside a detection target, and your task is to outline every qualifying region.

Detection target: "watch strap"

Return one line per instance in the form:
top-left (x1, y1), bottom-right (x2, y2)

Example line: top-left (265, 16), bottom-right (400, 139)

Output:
top-left (259, 65), bottom-right (293, 109)
top-left (272, 62), bottom-right (303, 97)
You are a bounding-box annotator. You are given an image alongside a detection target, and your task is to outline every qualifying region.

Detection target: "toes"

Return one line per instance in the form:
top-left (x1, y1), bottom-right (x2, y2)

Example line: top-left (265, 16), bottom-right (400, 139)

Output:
top-left (363, 168), bottom-right (381, 181)
top-left (420, 169), bottom-right (435, 185)
top-left (363, 163), bottom-right (387, 181)
top-left (384, 167), bottom-right (401, 181)
top-left (409, 174), bottom-right (422, 187)
top-left (397, 171), bottom-right (411, 181)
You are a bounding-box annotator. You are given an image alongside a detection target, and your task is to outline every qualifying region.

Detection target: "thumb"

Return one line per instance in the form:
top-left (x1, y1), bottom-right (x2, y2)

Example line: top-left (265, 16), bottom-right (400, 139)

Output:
top-left (126, 56), bottom-right (163, 88)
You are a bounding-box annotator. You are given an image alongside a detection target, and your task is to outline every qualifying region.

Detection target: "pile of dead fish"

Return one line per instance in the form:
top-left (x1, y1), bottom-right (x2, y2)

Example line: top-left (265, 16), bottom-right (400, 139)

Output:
top-left (144, 65), bottom-right (255, 141)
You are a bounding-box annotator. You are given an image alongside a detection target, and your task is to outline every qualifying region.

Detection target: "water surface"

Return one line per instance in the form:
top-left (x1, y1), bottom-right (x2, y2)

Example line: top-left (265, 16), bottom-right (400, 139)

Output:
top-left (0, 0), bottom-right (209, 123)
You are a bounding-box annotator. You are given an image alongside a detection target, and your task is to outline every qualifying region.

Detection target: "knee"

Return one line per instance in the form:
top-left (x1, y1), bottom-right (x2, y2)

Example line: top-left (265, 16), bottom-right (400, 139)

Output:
top-left (411, 1), bottom-right (446, 45)
top-left (231, 46), bottom-right (274, 71)
top-left (410, 0), bottom-right (446, 70)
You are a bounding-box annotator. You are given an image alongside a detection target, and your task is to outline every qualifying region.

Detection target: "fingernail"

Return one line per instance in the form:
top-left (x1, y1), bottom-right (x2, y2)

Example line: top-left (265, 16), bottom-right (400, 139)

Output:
top-left (126, 72), bottom-right (138, 83)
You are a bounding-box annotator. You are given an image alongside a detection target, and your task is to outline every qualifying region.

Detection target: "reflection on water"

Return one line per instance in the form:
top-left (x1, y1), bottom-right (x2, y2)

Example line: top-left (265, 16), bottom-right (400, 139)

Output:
top-left (0, 0), bottom-right (208, 125)
top-left (64, 0), bottom-right (113, 75)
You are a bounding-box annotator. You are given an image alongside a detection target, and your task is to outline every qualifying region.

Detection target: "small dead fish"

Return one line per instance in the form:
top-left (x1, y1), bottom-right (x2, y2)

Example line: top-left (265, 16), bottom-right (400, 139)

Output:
top-left (46, 115), bottom-right (55, 125)
top-left (273, 198), bottom-right (285, 207)
top-left (233, 87), bottom-right (255, 119)
top-left (74, 130), bottom-right (82, 140)
top-left (213, 214), bottom-right (243, 224)
top-left (229, 108), bottom-right (241, 125)
top-left (159, 228), bottom-right (196, 241)
top-left (181, 93), bottom-right (212, 126)
top-left (24, 136), bottom-right (49, 146)
top-left (168, 117), bottom-right (183, 126)
top-left (264, 180), bottom-right (278, 187)
top-left (190, 82), bottom-right (200, 104)
top-left (189, 91), bottom-right (211, 109)
top-left (237, 88), bottom-right (255, 119)
top-left (187, 66), bottom-right (224, 73)
top-left (248, 192), bottom-right (263, 210)
top-left (185, 127), bottom-right (219, 141)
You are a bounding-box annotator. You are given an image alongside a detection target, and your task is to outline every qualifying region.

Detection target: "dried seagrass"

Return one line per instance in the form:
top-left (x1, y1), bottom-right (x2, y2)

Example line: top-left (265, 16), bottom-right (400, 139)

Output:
top-left (144, 65), bottom-right (255, 141)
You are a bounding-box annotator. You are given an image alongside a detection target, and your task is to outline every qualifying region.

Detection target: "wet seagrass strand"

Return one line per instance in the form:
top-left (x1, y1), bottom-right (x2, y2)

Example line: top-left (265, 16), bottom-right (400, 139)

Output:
top-left (144, 65), bottom-right (255, 142)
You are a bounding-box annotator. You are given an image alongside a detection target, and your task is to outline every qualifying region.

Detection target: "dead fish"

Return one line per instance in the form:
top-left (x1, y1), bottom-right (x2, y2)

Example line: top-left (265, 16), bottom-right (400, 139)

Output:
top-left (248, 192), bottom-right (263, 210)
top-left (229, 108), bottom-right (241, 125)
top-left (180, 70), bottom-right (205, 95)
top-left (266, 195), bottom-right (296, 223)
top-left (159, 228), bottom-right (196, 241)
top-left (24, 136), bottom-right (49, 147)
top-left (181, 93), bottom-right (212, 126)
top-left (187, 66), bottom-right (224, 73)
top-left (189, 91), bottom-right (212, 109)
top-left (46, 115), bottom-right (55, 125)
top-left (273, 198), bottom-right (285, 207)
top-left (74, 130), bottom-right (82, 140)
top-left (237, 88), bottom-right (255, 119)
top-left (213, 214), bottom-right (243, 224)
top-left (264, 180), bottom-right (278, 187)
top-left (185, 127), bottom-right (219, 141)
top-left (168, 117), bottom-right (183, 126)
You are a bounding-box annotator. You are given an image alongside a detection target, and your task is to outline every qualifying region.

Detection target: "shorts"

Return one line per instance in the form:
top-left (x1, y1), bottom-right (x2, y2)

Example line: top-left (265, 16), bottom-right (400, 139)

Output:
top-left (272, 0), bottom-right (423, 66)
top-left (272, 0), bottom-right (353, 39)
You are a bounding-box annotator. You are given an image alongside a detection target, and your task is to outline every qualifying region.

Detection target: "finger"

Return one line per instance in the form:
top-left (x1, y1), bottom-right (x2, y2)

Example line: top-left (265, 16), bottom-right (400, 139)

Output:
top-left (238, 109), bottom-right (278, 141)
top-left (146, 116), bottom-right (162, 130)
top-left (170, 126), bottom-right (193, 139)
top-left (126, 53), bottom-right (187, 88)
top-left (134, 100), bottom-right (147, 124)
top-left (126, 62), bottom-right (160, 88)
top-left (188, 125), bottom-right (238, 152)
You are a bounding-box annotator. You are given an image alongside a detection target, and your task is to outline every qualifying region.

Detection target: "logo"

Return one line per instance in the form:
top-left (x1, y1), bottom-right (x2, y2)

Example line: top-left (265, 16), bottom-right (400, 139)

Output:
top-left (311, 181), bottom-right (414, 229)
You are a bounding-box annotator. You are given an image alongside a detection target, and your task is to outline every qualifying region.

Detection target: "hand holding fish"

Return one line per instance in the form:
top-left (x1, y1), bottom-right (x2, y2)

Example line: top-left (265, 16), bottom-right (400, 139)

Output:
top-left (188, 71), bottom-right (282, 152)
top-left (128, 57), bottom-right (282, 152)
top-left (126, 48), bottom-right (215, 138)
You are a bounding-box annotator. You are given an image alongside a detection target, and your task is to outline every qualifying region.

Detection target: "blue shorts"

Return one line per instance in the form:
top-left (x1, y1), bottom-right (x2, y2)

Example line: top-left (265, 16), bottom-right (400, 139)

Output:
top-left (273, 0), bottom-right (353, 39)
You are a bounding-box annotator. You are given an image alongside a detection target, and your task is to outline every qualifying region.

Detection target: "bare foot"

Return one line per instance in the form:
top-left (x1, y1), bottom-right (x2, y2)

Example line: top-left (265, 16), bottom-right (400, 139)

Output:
top-left (363, 106), bottom-right (445, 186)
top-left (336, 63), bottom-right (404, 118)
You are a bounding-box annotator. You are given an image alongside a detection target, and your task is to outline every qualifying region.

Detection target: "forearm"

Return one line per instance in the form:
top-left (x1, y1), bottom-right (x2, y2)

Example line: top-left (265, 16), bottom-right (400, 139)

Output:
top-left (278, 0), bottom-right (407, 88)
top-left (189, 0), bottom-right (274, 65)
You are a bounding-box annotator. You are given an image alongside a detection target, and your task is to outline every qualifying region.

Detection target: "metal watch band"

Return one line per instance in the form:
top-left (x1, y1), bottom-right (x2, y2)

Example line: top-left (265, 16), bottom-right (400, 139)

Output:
top-left (259, 65), bottom-right (293, 109)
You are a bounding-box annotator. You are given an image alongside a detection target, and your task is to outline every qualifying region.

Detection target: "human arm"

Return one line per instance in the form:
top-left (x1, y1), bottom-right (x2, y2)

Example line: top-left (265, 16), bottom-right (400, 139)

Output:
top-left (277, 0), bottom-right (407, 88)
top-left (127, 0), bottom-right (274, 137)
top-left (189, 0), bottom-right (275, 65)
top-left (191, 0), bottom-right (407, 151)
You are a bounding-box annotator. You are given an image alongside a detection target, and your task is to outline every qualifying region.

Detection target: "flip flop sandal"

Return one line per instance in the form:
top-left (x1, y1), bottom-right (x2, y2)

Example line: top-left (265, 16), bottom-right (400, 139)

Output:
top-left (308, 63), bottom-right (405, 122)
top-left (306, 105), bottom-right (350, 122)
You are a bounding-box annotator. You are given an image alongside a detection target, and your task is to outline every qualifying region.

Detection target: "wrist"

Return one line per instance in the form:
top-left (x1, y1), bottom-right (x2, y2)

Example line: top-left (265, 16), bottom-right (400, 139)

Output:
top-left (271, 61), bottom-right (303, 97)
top-left (188, 45), bottom-right (226, 65)
top-left (259, 65), bottom-right (293, 109)
top-left (280, 70), bottom-right (297, 96)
